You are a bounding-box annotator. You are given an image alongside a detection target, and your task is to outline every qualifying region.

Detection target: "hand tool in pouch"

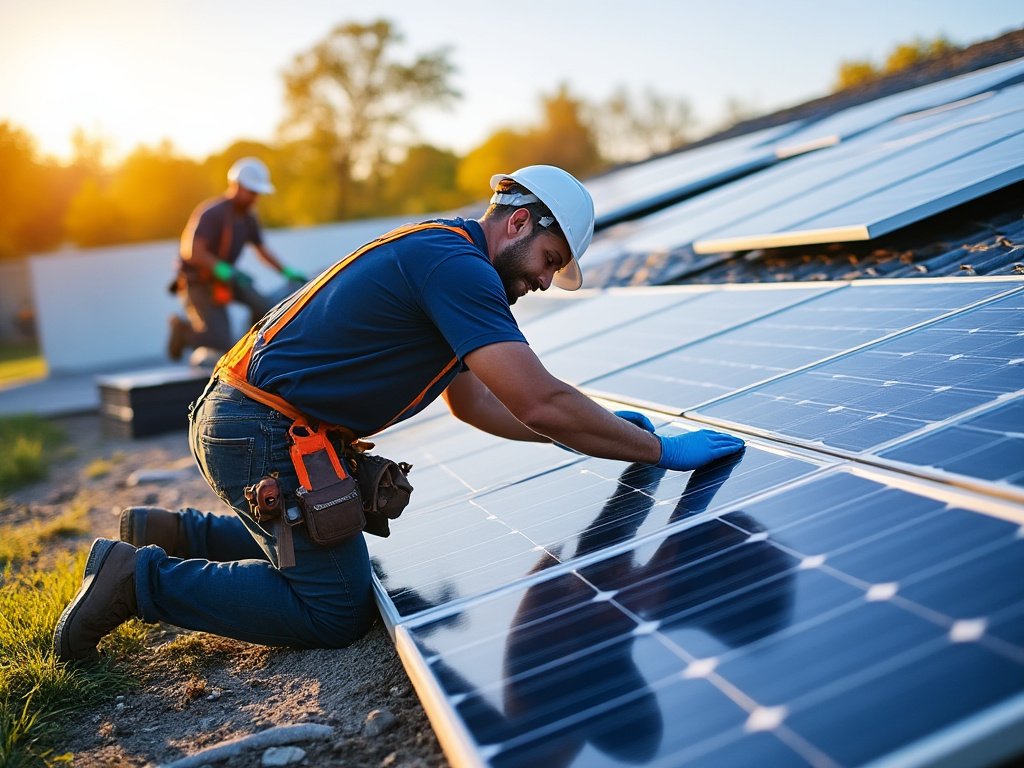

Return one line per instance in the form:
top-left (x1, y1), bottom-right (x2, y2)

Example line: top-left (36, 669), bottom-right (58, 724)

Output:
top-left (289, 420), bottom-right (366, 549)
top-left (244, 475), bottom-right (302, 568)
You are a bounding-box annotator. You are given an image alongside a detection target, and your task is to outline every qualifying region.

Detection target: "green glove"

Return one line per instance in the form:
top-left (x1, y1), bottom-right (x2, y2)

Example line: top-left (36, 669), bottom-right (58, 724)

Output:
top-left (212, 261), bottom-right (235, 281)
top-left (281, 266), bottom-right (307, 283)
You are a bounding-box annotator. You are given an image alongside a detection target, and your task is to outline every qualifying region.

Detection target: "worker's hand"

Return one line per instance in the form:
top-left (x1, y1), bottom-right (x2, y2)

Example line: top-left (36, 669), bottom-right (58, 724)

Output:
top-left (281, 266), bottom-right (307, 283)
top-left (614, 410), bottom-right (655, 432)
top-left (212, 261), bottom-right (235, 281)
top-left (656, 429), bottom-right (745, 471)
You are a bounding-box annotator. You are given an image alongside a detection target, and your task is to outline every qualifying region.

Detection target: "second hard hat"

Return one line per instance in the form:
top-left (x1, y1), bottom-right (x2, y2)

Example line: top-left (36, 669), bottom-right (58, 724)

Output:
top-left (489, 165), bottom-right (595, 291)
top-left (228, 157), bottom-right (275, 195)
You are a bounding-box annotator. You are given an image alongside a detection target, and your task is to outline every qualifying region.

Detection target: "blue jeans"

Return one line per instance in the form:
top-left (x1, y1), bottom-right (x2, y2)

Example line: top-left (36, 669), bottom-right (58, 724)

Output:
top-left (133, 380), bottom-right (376, 648)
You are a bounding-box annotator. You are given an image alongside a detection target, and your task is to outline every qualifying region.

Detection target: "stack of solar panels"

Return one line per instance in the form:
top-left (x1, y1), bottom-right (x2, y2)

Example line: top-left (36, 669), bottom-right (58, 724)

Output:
top-left (365, 278), bottom-right (1023, 767)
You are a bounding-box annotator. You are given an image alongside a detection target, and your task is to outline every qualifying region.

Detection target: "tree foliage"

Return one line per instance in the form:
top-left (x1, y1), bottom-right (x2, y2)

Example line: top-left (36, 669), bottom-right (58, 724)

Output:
top-left (833, 35), bottom-right (960, 91)
top-left (279, 19), bottom-right (459, 220)
top-left (589, 86), bottom-right (696, 163)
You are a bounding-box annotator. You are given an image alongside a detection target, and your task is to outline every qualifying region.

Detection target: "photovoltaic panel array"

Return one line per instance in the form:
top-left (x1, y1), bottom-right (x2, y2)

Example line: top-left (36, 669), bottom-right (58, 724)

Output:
top-left (586, 280), bottom-right (1013, 412)
top-left (773, 55), bottom-right (1024, 157)
top-left (365, 277), bottom-right (1024, 768)
top-left (580, 67), bottom-right (1024, 289)
top-left (694, 83), bottom-right (1024, 253)
top-left (697, 287), bottom-right (1023, 458)
top-left (398, 469), bottom-right (1023, 768)
top-left (586, 124), bottom-right (800, 229)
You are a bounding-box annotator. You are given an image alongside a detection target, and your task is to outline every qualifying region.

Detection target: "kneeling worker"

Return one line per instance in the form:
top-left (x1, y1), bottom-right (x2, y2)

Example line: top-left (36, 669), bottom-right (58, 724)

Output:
top-left (167, 157), bottom-right (306, 360)
top-left (55, 165), bottom-right (745, 658)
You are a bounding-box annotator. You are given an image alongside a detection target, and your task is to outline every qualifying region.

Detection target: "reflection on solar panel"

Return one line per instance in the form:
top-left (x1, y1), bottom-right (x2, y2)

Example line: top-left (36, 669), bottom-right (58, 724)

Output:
top-left (585, 281), bottom-right (1012, 411)
top-left (880, 396), bottom-right (1024, 488)
top-left (395, 468), bottom-right (1024, 767)
top-left (774, 55), bottom-right (1024, 156)
top-left (694, 84), bottom-right (1024, 253)
top-left (373, 435), bottom-right (824, 623)
top-left (697, 287), bottom-right (1024, 454)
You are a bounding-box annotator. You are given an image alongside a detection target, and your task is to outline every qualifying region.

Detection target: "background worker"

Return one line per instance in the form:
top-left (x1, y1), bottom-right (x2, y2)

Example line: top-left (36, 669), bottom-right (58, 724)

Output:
top-left (54, 165), bottom-right (745, 662)
top-left (167, 156), bottom-right (307, 360)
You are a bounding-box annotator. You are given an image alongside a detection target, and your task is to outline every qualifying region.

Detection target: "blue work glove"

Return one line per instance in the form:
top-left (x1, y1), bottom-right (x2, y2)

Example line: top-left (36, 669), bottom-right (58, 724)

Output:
top-left (281, 266), bottom-right (307, 283)
top-left (656, 429), bottom-right (745, 471)
top-left (614, 410), bottom-right (655, 432)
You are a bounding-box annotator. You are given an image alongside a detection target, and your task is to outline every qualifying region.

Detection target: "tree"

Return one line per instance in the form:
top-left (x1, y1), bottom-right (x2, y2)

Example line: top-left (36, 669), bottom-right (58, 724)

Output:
top-left (530, 84), bottom-right (603, 177)
top-left (0, 122), bottom-right (68, 259)
top-left (833, 59), bottom-right (880, 91)
top-left (833, 35), bottom-right (961, 92)
top-left (457, 85), bottom-right (603, 198)
top-left (279, 19), bottom-right (459, 220)
top-left (589, 86), bottom-right (696, 163)
top-left (380, 144), bottom-right (469, 215)
top-left (884, 36), bottom-right (958, 73)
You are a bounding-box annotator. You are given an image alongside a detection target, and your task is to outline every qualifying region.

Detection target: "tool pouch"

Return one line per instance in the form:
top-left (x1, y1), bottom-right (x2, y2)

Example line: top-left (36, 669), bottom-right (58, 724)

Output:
top-left (352, 453), bottom-right (413, 538)
top-left (289, 421), bottom-right (365, 547)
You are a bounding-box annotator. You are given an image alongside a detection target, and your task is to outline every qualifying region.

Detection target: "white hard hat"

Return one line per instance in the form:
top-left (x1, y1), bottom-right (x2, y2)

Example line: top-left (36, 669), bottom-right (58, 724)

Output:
top-left (228, 157), bottom-right (275, 194)
top-left (489, 165), bottom-right (595, 291)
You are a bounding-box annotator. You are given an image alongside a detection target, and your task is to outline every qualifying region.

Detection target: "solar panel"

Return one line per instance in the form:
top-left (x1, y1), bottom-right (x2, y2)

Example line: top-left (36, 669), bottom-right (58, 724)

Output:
top-left (879, 396), bottom-right (1024, 488)
top-left (696, 287), bottom-right (1024, 461)
top-left (580, 97), bottom-right (974, 284)
top-left (587, 124), bottom-right (800, 228)
top-left (693, 84), bottom-right (1024, 253)
top-left (539, 285), bottom-right (831, 385)
top-left (519, 289), bottom-right (701, 356)
top-left (370, 431), bottom-right (826, 625)
top-left (587, 281), bottom-right (1013, 412)
top-left (395, 467), bottom-right (1024, 767)
top-left (774, 55), bottom-right (1024, 157)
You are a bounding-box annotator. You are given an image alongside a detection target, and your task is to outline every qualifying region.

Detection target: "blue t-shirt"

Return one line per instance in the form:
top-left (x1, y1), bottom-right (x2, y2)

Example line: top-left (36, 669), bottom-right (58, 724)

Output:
top-left (180, 196), bottom-right (263, 266)
top-left (247, 218), bottom-right (526, 434)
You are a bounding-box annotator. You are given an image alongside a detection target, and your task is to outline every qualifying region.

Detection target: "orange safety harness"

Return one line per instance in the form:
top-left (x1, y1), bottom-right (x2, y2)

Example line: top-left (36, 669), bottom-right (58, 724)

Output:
top-left (213, 221), bottom-right (475, 440)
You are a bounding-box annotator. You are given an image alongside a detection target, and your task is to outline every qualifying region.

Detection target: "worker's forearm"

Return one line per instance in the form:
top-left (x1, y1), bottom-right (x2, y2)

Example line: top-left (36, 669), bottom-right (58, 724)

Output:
top-left (525, 389), bottom-right (662, 463)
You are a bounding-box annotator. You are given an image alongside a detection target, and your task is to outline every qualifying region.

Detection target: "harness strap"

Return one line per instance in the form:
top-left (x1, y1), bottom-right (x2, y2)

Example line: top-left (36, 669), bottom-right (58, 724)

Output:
top-left (213, 222), bottom-right (475, 438)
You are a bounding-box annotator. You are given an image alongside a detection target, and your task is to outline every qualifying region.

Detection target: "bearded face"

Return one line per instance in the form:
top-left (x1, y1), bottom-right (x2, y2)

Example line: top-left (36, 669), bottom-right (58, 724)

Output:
top-left (492, 234), bottom-right (540, 305)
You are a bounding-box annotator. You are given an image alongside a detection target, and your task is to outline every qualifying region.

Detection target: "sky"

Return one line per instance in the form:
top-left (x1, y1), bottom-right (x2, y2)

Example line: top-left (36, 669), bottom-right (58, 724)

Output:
top-left (1, 0), bottom-right (1021, 164)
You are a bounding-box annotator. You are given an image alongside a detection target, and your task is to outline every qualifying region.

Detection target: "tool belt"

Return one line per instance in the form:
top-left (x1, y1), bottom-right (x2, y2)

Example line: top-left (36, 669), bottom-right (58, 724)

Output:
top-left (244, 418), bottom-right (413, 569)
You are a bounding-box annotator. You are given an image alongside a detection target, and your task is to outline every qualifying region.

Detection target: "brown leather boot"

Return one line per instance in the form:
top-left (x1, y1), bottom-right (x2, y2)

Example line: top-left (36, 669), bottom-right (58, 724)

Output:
top-left (119, 506), bottom-right (187, 557)
top-left (167, 314), bottom-right (189, 361)
top-left (53, 539), bottom-right (140, 662)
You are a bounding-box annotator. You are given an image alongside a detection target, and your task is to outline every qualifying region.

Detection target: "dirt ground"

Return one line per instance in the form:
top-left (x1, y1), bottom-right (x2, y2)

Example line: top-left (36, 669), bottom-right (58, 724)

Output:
top-left (9, 413), bottom-right (449, 768)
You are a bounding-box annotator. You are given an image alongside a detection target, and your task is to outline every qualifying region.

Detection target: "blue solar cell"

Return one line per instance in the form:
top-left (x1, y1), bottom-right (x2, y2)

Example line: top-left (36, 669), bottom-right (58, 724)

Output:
top-left (785, 643), bottom-right (1024, 767)
top-left (697, 288), bottom-right (1024, 455)
top-left (589, 281), bottom-right (1012, 410)
top-left (880, 397), bottom-right (1024, 487)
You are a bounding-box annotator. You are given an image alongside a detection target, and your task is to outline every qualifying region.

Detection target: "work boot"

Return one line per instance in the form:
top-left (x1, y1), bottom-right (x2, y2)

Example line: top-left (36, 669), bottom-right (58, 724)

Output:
top-left (167, 314), bottom-right (189, 361)
top-left (119, 506), bottom-right (187, 557)
top-left (53, 539), bottom-right (140, 662)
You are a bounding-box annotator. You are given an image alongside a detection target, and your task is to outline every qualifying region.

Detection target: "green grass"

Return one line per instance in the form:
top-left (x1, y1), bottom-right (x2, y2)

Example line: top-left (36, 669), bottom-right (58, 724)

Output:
top-left (0, 416), bottom-right (66, 495)
top-left (0, 344), bottom-right (46, 387)
top-left (0, 503), bottom-right (90, 570)
top-left (0, 541), bottom-right (147, 767)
